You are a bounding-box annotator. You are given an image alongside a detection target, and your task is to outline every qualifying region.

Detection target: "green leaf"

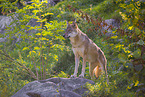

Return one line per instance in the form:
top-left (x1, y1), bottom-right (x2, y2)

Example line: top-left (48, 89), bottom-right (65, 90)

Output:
top-left (22, 47), bottom-right (29, 51)
top-left (112, 30), bottom-right (117, 34)
top-left (41, 12), bottom-right (54, 17)
top-left (135, 27), bottom-right (141, 35)
top-left (53, 54), bottom-right (58, 61)
top-left (37, 18), bottom-right (47, 23)
top-left (42, 31), bottom-right (53, 36)
top-left (34, 47), bottom-right (40, 50)
top-left (118, 53), bottom-right (127, 62)
top-left (127, 85), bottom-right (132, 89)
top-left (128, 26), bottom-right (134, 30)
top-left (137, 39), bottom-right (144, 45)
top-left (41, 37), bottom-right (47, 40)
top-left (36, 33), bottom-right (41, 36)
top-left (134, 80), bottom-right (139, 86)
top-left (32, 10), bottom-right (39, 15)
top-left (133, 49), bottom-right (141, 58)
top-left (28, 6), bottom-right (34, 9)
top-left (111, 36), bottom-right (118, 39)
top-left (20, 25), bottom-right (26, 29)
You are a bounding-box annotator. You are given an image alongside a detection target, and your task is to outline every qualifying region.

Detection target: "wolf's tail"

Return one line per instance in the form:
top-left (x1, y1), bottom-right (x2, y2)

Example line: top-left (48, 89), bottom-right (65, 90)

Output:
top-left (94, 49), bottom-right (109, 84)
top-left (94, 65), bottom-right (101, 79)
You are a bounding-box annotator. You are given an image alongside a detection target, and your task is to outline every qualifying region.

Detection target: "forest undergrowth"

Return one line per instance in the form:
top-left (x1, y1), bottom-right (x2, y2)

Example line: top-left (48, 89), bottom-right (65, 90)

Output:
top-left (0, 0), bottom-right (144, 96)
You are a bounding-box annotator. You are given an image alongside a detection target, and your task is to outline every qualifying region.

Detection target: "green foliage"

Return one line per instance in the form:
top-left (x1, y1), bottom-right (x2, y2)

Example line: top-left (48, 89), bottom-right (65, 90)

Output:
top-left (87, 0), bottom-right (145, 96)
top-left (0, 0), bottom-right (144, 96)
top-left (86, 71), bottom-right (135, 97)
top-left (53, 71), bottom-right (69, 78)
top-left (0, 0), bottom-right (66, 96)
top-left (53, 51), bottom-right (74, 74)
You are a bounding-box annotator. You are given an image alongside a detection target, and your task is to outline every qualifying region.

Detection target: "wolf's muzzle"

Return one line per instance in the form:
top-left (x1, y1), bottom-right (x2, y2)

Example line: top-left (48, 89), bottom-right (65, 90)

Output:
top-left (63, 34), bottom-right (70, 38)
top-left (63, 34), bottom-right (65, 38)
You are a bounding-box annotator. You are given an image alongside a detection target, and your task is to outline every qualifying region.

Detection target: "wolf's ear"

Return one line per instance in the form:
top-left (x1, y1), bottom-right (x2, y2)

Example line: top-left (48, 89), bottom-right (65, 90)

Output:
top-left (72, 21), bottom-right (77, 28)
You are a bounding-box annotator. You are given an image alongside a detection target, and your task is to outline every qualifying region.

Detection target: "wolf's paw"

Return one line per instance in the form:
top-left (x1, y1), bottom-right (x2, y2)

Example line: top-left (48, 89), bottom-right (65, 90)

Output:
top-left (78, 74), bottom-right (84, 78)
top-left (70, 75), bottom-right (77, 78)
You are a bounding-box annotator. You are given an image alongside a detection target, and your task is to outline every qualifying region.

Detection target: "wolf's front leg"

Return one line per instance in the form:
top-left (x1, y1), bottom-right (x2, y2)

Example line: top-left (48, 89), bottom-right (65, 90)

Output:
top-left (71, 55), bottom-right (80, 78)
top-left (79, 58), bottom-right (86, 78)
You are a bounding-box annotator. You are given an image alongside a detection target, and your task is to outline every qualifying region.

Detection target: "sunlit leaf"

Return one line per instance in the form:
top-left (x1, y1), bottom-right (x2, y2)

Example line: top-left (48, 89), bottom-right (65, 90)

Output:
top-left (37, 18), bottom-right (47, 23)
top-left (42, 31), bottom-right (53, 36)
top-left (36, 33), bottom-right (41, 36)
top-left (41, 12), bottom-right (54, 17)
top-left (28, 6), bottom-right (34, 9)
top-left (134, 80), bottom-right (139, 86)
top-left (128, 26), bottom-right (133, 30)
top-left (32, 10), bottom-right (39, 15)
top-left (34, 47), bottom-right (40, 50)
top-left (41, 37), bottom-right (47, 40)
top-left (53, 54), bottom-right (58, 61)
top-left (127, 85), bottom-right (132, 89)
top-left (22, 47), bottom-right (29, 51)
top-left (27, 51), bottom-right (36, 57)
top-left (111, 36), bottom-right (118, 39)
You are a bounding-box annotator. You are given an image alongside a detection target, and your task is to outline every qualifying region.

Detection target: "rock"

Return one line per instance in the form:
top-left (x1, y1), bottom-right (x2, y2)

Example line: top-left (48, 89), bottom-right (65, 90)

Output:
top-left (48, 0), bottom-right (61, 6)
top-left (25, 18), bottom-right (41, 34)
top-left (101, 19), bottom-right (120, 31)
top-left (101, 19), bottom-right (120, 36)
top-left (12, 78), bottom-right (95, 97)
top-left (0, 16), bottom-right (13, 29)
top-left (0, 15), bottom-right (40, 43)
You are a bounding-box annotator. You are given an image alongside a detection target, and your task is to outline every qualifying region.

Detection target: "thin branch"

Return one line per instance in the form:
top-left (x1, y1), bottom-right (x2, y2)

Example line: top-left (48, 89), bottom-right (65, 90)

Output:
top-left (0, 51), bottom-right (37, 80)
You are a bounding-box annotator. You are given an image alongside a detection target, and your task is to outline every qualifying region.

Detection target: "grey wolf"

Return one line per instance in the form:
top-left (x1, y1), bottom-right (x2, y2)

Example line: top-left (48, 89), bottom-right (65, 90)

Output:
top-left (63, 21), bottom-right (109, 83)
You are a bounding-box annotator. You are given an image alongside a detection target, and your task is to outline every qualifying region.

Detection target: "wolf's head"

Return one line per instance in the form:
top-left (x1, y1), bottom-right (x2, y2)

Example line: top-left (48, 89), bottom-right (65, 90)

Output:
top-left (63, 21), bottom-right (78, 39)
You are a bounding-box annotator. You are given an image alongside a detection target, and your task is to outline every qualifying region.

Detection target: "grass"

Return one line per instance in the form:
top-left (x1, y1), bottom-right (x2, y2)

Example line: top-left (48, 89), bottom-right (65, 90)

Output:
top-left (53, 0), bottom-right (121, 20)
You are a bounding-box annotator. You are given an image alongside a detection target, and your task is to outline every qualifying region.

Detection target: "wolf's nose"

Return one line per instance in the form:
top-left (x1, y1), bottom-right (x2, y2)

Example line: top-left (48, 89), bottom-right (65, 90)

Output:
top-left (63, 34), bottom-right (65, 37)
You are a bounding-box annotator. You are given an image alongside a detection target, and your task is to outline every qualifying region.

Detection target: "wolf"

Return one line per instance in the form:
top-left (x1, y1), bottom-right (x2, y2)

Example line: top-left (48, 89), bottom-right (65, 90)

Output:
top-left (63, 21), bottom-right (109, 83)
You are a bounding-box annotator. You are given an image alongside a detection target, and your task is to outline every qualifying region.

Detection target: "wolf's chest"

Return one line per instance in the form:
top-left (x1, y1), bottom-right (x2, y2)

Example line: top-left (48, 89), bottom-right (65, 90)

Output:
top-left (72, 47), bottom-right (85, 57)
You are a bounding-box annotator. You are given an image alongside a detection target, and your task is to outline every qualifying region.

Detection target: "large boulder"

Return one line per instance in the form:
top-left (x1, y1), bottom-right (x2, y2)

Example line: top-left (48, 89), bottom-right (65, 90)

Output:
top-left (12, 78), bottom-right (95, 97)
top-left (0, 15), bottom-right (40, 43)
top-left (0, 16), bottom-right (14, 42)
top-left (0, 16), bottom-right (14, 30)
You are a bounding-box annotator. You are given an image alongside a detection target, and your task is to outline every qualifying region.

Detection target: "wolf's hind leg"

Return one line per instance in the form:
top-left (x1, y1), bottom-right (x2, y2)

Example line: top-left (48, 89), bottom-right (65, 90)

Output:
top-left (89, 62), bottom-right (97, 79)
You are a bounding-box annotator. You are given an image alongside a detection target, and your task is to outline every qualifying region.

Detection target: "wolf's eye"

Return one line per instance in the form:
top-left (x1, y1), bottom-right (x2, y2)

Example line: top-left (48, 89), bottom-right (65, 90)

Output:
top-left (67, 30), bottom-right (71, 33)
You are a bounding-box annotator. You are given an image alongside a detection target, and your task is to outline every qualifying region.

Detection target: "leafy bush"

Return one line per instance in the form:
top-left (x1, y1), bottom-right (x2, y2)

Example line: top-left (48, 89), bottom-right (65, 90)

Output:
top-left (0, 0), bottom-right (144, 96)
top-left (0, 0), bottom-right (66, 96)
